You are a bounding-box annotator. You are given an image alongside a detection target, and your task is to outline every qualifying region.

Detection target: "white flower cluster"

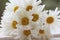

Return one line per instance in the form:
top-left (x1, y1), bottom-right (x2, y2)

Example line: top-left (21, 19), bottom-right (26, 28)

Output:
top-left (1, 0), bottom-right (60, 40)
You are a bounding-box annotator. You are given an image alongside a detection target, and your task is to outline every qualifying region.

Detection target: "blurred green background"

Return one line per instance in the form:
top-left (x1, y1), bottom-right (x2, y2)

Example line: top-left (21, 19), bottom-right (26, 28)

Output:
top-left (0, 0), bottom-right (8, 19)
top-left (42, 0), bottom-right (60, 10)
top-left (0, 0), bottom-right (60, 19)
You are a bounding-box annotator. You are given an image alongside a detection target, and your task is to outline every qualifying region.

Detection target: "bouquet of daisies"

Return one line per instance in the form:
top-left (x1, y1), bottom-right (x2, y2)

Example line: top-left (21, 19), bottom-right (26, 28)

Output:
top-left (1, 0), bottom-right (60, 40)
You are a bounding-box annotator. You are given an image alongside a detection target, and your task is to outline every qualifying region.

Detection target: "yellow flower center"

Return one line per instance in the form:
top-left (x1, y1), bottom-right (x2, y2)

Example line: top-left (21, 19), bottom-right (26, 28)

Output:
top-left (12, 21), bottom-right (17, 29)
top-left (21, 17), bottom-right (29, 25)
top-left (32, 14), bottom-right (39, 22)
top-left (39, 29), bottom-right (44, 34)
top-left (14, 6), bottom-right (19, 13)
top-left (23, 30), bottom-right (31, 36)
top-left (46, 16), bottom-right (54, 24)
top-left (26, 5), bottom-right (33, 11)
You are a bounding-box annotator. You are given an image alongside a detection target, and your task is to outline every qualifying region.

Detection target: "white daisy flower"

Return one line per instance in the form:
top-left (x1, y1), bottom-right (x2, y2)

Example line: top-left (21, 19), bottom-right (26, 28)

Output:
top-left (5, 0), bottom-right (24, 13)
top-left (31, 24), bottom-right (51, 40)
top-left (22, 0), bottom-right (42, 11)
top-left (29, 5), bottom-right (45, 24)
top-left (15, 8), bottom-right (33, 29)
top-left (1, 11), bottom-right (19, 36)
top-left (16, 26), bottom-right (32, 40)
top-left (42, 7), bottom-right (60, 30)
top-left (6, 0), bottom-right (42, 13)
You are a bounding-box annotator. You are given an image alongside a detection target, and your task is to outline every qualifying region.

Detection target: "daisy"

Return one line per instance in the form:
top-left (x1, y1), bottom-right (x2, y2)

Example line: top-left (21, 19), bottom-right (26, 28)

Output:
top-left (14, 8), bottom-right (33, 29)
top-left (29, 5), bottom-right (45, 24)
top-left (6, 0), bottom-right (42, 13)
top-left (42, 7), bottom-right (60, 30)
top-left (1, 11), bottom-right (19, 36)
top-left (16, 26), bottom-right (32, 40)
top-left (31, 23), bottom-right (51, 40)
top-left (22, 0), bottom-right (42, 11)
top-left (5, 0), bottom-right (24, 13)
